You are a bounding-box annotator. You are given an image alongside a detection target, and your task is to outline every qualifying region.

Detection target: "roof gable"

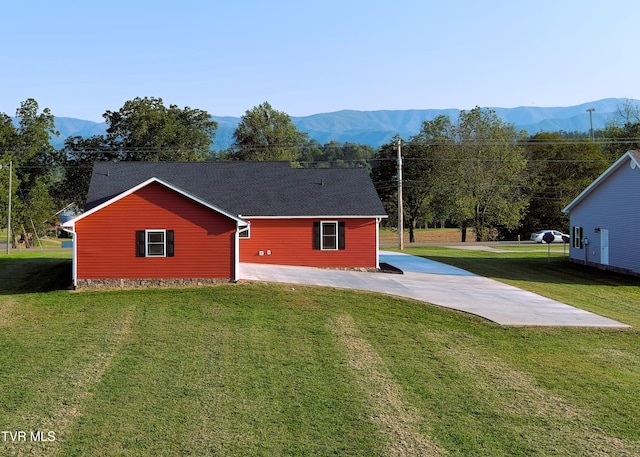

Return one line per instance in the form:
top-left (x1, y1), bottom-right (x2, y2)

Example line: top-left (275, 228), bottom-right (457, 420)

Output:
top-left (84, 162), bottom-right (387, 218)
top-left (64, 177), bottom-right (249, 227)
top-left (563, 150), bottom-right (640, 213)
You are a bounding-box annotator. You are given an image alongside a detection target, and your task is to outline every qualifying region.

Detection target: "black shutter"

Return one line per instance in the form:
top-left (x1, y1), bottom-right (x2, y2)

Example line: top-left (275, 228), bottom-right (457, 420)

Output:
top-left (338, 222), bottom-right (346, 250)
top-left (136, 231), bottom-right (145, 257)
top-left (313, 222), bottom-right (320, 250)
top-left (167, 230), bottom-right (175, 257)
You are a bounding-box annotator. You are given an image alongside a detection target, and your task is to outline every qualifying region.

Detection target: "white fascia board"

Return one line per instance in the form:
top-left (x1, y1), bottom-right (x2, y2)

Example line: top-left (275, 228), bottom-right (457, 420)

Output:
top-left (240, 214), bottom-right (388, 219)
top-left (562, 151), bottom-right (640, 214)
top-left (62, 177), bottom-right (249, 227)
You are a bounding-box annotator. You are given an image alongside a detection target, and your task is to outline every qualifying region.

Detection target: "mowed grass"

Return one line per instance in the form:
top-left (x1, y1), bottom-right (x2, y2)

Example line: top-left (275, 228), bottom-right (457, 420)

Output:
top-left (0, 251), bottom-right (639, 456)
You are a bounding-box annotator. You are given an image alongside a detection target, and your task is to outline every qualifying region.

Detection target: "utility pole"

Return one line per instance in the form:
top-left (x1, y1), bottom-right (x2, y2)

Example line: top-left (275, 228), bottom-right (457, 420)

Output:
top-left (2, 161), bottom-right (11, 255)
top-left (397, 138), bottom-right (403, 250)
top-left (586, 108), bottom-right (595, 141)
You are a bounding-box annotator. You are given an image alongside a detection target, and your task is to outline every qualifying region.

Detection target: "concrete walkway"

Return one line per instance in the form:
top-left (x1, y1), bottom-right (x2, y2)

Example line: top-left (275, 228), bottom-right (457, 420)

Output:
top-left (239, 251), bottom-right (629, 327)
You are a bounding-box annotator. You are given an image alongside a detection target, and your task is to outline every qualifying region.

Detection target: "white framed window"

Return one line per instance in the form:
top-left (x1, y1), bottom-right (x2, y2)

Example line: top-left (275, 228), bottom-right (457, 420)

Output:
top-left (136, 230), bottom-right (174, 257)
top-left (313, 221), bottom-right (345, 251)
top-left (146, 230), bottom-right (166, 256)
top-left (321, 221), bottom-right (338, 250)
top-left (572, 226), bottom-right (583, 249)
top-left (238, 226), bottom-right (250, 239)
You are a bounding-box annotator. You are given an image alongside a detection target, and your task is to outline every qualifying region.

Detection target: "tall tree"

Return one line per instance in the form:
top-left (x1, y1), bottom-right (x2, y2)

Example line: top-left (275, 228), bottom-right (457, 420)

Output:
top-left (58, 97), bottom-right (218, 208)
top-left (104, 96), bottom-right (217, 161)
top-left (14, 98), bottom-right (60, 184)
top-left (231, 102), bottom-right (308, 161)
top-left (0, 114), bottom-right (19, 242)
top-left (520, 132), bottom-right (608, 236)
top-left (56, 135), bottom-right (119, 208)
top-left (300, 141), bottom-right (375, 168)
top-left (0, 114), bottom-right (18, 150)
top-left (600, 100), bottom-right (640, 162)
top-left (373, 126), bottom-right (450, 242)
top-left (450, 107), bottom-right (529, 241)
top-left (409, 115), bottom-right (458, 230)
top-left (2, 99), bottom-right (60, 245)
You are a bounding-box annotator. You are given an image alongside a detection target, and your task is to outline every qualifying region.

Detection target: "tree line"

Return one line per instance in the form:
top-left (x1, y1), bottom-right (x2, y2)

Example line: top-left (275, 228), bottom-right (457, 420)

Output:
top-left (0, 96), bottom-right (635, 246)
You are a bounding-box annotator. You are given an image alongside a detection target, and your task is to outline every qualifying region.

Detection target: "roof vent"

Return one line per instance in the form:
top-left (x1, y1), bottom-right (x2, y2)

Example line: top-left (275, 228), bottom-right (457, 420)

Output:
top-left (320, 178), bottom-right (325, 186)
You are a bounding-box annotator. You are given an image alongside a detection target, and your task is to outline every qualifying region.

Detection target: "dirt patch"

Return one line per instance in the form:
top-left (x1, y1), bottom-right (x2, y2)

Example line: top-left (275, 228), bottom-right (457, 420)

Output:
top-left (379, 228), bottom-right (476, 246)
top-left (330, 314), bottom-right (444, 457)
top-left (0, 298), bottom-right (17, 328)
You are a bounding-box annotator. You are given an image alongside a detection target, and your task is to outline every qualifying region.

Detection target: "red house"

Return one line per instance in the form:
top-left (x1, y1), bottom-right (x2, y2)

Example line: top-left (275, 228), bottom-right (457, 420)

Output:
top-left (63, 162), bottom-right (387, 288)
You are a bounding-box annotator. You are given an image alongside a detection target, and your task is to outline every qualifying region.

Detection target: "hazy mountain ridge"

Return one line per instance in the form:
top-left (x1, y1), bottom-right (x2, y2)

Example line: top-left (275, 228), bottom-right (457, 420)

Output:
top-left (38, 98), bottom-right (633, 150)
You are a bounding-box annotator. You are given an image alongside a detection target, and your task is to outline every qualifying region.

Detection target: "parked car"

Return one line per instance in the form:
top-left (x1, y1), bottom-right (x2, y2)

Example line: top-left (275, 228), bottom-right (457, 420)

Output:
top-left (530, 230), bottom-right (569, 243)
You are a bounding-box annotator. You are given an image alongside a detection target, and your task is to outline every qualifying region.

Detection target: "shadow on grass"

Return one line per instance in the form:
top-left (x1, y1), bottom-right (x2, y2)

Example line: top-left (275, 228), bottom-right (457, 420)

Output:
top-left (0, 256), bottom-right (72, 294)
top-left (419, 254), bottom-right (640, 287)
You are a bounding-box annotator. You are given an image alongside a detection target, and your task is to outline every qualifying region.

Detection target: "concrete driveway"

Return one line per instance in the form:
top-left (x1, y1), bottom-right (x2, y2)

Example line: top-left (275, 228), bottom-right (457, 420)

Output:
top-left (239, 251), bottom-right (629, 327)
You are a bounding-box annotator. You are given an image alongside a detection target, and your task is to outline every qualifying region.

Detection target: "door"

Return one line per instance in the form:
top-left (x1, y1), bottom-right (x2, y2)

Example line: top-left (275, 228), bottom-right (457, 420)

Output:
top-left (600, 229), bottom-right (609, 265)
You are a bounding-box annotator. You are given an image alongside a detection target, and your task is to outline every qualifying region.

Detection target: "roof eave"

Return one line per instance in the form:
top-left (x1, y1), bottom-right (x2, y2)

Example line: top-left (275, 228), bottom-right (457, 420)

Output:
top-left (562, 150), bottom-right (640, 214)
top-left (240, 214), bottom-right (389, 219)
top-left (62, 177), bottom-right (249, 227)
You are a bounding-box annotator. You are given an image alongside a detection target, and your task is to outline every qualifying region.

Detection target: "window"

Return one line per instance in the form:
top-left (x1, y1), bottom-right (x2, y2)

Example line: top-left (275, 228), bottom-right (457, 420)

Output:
top-left (238, 226), bottom-right (250, 239)
top-left (136, 230), bottom-right (174, 257)
top-left (313, 221), bottom-right (345, 250)
top-left (572, 226), bottom-right (583, 249)
top-left (322, 222), bottom-right (338, 250)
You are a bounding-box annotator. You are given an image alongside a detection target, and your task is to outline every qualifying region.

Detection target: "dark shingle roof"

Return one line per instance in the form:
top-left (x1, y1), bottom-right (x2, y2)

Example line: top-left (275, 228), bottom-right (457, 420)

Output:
top-left (85, 162), bottom-right (387, 217)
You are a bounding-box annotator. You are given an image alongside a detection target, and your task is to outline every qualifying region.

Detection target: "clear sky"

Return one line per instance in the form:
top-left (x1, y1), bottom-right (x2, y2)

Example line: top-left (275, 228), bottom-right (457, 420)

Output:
top-left (2, 0), bottom-right (639, 122)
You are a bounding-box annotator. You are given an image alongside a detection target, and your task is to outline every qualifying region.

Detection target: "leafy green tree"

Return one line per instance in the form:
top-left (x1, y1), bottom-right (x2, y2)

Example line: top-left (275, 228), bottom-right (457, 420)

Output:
top-left (58, 97), bottom-right (218, 208)
top-left (298, 139), bottom-right (324, 165)
top-left (0, 114), bottom-right (18, 244)
top-left (104, 96), bottom-right (217, 161)
top-left (340, 142), bottom-right (375, 169)
top-left (297, 140), bottom-right (375, 168)
top-left (409, 115), bottom-right (458, 229)
top-left (56, 136), bottom-right (119, 208)
top-left (373, 130), bottom-right (448, 242)
top-left (374, 110), bottom-right (531, 242)
top-left (0, 99), bottom-right (60, 244)
top-left (372, 137), bottom-right (403, 231)
top-left (519, 132), bottom-right (608, 237)
top-left (231, 102), bottom-right (308, 161)
top-left (14, 99), bottom-right (60, 184)
top-left (0, 114), bottom-right (18, 150)
top-left (450, 107), bottom-right (529, 241)
top-left (600, 103), bottom-right (640, 162)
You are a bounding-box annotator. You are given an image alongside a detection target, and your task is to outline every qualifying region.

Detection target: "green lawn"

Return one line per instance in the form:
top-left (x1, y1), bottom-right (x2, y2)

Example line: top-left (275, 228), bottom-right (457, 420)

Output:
top-left (0, 250), bottom-right (639, 456)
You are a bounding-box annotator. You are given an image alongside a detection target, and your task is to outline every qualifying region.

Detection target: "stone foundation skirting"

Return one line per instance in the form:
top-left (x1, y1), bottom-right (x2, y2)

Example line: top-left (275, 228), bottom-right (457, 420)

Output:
top-left (568, 258), bottom-right (639, 277)
top-left (75, 277), bottom-right (232, 290)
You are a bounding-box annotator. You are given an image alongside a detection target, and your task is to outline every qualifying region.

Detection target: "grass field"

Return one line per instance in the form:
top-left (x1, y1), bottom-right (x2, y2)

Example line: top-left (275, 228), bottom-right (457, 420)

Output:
top-left (0, 250), bottom-right (639, 456)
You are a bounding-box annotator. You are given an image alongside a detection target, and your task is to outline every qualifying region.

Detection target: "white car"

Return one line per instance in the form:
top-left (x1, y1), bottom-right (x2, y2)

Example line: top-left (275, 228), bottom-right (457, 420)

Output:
top-left (530, 230), bottom-right (569, 243)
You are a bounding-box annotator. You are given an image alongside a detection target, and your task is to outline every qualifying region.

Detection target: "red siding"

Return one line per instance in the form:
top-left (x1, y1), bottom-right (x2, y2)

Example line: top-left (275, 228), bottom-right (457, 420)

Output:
top-left (75, 182), bottom-right (236, 279)
top-left (240, 218), bottom-right (378, 268)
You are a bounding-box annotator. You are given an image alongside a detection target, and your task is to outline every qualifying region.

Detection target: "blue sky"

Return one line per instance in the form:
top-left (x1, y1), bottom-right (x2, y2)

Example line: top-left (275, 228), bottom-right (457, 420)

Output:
top-left (2, 0), bottom-right (639, 122)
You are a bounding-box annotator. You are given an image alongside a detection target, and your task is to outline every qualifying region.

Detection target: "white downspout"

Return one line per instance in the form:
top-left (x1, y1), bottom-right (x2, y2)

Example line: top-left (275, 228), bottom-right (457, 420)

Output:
top-left (234, 223), bottom-right (240, 282)
top-left (235, 221), bottom-right (250, 281)
top-left (375, 217), bottom-right (381, 269)
top-left (62, 224), bottom-right (78, 289)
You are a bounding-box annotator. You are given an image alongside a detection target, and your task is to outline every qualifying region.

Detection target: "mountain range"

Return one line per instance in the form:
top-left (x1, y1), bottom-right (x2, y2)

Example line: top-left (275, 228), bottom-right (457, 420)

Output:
top-left (42, 98), bottom-right (634, 151)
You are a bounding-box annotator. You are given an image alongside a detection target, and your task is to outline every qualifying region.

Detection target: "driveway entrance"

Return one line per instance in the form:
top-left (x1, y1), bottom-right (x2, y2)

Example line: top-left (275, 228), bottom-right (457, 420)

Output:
top-left (240, 251), bottom-right (628, 327)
